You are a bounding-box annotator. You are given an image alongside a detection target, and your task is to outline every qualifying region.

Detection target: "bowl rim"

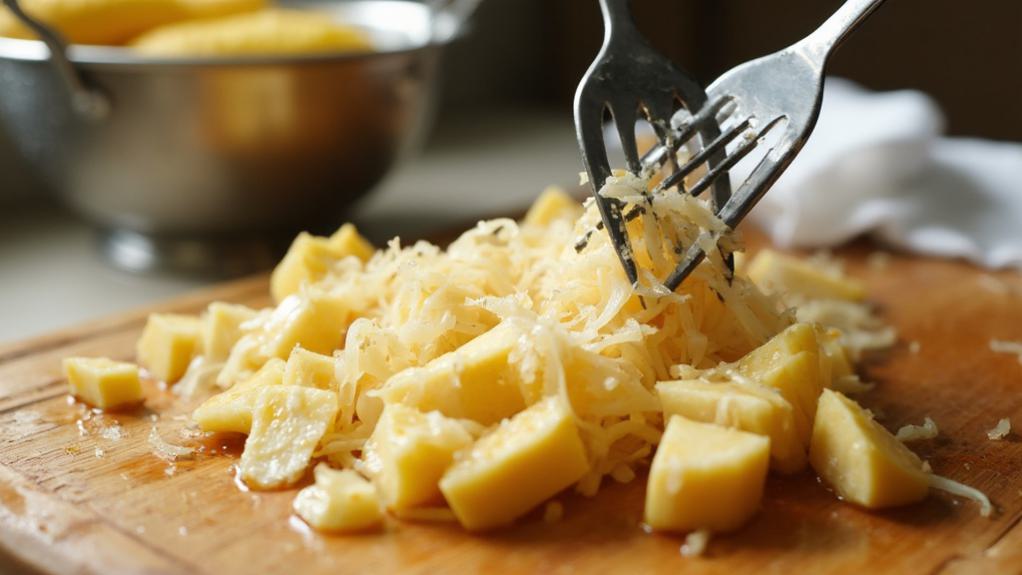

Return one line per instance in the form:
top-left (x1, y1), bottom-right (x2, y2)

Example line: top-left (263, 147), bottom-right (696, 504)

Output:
top-left (0, 0), bottom-right (455, 68)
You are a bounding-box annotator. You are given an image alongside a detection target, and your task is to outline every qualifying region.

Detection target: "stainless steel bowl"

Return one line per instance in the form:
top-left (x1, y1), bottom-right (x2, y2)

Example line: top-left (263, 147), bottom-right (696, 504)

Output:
top-left (0, 0), bottom-right (467, 274)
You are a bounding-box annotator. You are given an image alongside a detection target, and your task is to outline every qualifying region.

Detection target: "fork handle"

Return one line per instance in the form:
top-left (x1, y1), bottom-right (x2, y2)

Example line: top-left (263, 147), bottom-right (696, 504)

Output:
top-left (800, 0), bottom-right (888, 63)
top-left (598, 0), bottom-right (643, 45)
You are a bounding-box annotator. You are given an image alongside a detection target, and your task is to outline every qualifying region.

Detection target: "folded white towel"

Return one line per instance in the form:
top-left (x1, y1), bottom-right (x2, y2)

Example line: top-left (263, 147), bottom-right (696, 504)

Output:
top-left (746, 77), bottom-right (1022, 270)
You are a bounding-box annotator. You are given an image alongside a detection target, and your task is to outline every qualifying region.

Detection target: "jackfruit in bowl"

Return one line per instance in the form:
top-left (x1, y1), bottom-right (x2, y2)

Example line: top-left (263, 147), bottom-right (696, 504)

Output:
top-left (0, 0), bottom-right (372, 58)
top-left (130, 8), bottom-right (372, 57)
top-left (0, 0), bottom-right (265, 45)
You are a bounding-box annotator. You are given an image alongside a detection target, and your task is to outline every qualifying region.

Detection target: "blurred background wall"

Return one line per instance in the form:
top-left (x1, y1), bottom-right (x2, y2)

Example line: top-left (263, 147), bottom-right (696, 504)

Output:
top-left (3, 0), bottom-right (1020, 203)
top-left (438, 0), bottom-right (1022, 138)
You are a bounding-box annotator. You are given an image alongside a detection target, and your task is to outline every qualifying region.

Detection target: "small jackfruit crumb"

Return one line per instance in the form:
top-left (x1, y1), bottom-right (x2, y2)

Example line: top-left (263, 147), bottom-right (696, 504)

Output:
top-left (987, 418), bottom-right (1011, 441)
top-left (830, 375), bottom-right (875, 395)
top-left (148, 427), bottom-right (195, 461)
top-left (990, 340), bottom-right (1022, 364)
top-left (895, 417), bottom-right (939, 442)
top-left (681, 529), bottom-right (711, 557)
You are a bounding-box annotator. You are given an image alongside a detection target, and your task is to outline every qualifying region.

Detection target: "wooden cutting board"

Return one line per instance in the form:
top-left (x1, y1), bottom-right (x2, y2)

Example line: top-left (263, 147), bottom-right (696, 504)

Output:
top-left (1, 242), bottom-right (1021, 575)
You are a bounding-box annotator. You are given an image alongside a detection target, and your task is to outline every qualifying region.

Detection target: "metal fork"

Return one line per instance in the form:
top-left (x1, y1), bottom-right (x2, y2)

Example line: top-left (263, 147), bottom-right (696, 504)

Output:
top-left (574, 0), bottom-right (732, 287)
top-left (577, 0), bottom-right (888, 291)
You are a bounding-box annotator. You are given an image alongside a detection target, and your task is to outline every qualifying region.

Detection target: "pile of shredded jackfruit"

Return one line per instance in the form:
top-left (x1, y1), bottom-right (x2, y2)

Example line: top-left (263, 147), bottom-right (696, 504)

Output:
top-left (212, 176), bottom-right (800, 495)
top-left (61, 167), bottom-right (999, 538)
top-left (61, 169), bottom-right (998, 538)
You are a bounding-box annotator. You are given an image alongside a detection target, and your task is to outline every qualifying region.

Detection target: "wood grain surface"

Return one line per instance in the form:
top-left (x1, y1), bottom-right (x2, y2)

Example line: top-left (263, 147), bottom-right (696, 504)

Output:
top-left (1, 243), bottom-right (1021, 575)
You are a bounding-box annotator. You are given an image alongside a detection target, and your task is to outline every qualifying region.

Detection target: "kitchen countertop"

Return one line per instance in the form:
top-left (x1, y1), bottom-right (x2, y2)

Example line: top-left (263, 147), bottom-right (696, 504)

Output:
top-left (0, 109), bottom-right (581, 345)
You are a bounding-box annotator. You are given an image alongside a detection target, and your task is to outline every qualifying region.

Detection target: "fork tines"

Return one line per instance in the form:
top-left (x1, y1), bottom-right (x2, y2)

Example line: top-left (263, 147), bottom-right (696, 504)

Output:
top-left (648, 95), bottom-right (777, 199)
top-left (579, 0), bottom-right (888, 294)
top-left (576, 95), bottom-right (771, 288)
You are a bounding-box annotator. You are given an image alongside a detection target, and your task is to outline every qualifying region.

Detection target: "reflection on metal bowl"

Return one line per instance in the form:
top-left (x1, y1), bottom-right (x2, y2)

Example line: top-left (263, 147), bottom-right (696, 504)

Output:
top-left (0, 0), bottom-right (460, 274)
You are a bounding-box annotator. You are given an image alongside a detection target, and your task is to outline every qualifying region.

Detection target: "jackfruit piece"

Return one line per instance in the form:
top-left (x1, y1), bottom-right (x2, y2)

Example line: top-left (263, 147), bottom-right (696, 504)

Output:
top-left (439, 397), bottom-right (589, 531)
top-left (736, 323), bottom-right (826, 434)
top-left (375, 322), bottom-right (527, 425)
top-left (201, 302), bottom-right (257, 363)
top-left (136, 313), bottom-right (201, 383)
top-left (363, 403), bottom-right (473, 510)
top-left (0, 0), bottom-right (264, 45)
top-left (657, 379), bottom-right (805, 474)
top-left (269, 224), bottom-right (374, 303)
top-left (283, 347), bottom-right (336, 390)
top-left (293, 464), bottom-right (383, 532)
top-left (645, 415), bottom-right (770, 533)
top-left (747, 249), bottom-right (865, 301)
top-left (192, 358), bottom-right (284, 434)
top-left (240, 385), bottom-right (339, 489)
top-left (809, 389), bottom-right (929, 509)
top-left (132, 9), bottom-right (373, 57)
top-left (327, 223), bottom-right (375, 261)
top-left (63, 357), bottom-right (143, 409)
top-left (261, 290), bottom-right (349, 358)
top-left (523, 186), bottom-right (583, 227)
top-left (819, 327), bottom-right (856, 384)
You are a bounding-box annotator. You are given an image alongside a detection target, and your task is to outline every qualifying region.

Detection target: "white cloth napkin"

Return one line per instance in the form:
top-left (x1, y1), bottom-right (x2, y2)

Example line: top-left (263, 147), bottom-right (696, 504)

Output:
top-left (745, 77), bottom-right (1022, 270)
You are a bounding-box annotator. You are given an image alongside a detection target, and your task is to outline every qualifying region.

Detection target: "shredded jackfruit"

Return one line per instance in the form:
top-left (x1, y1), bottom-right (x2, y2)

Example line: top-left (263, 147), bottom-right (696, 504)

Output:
top-left (681, 529), bottom-right (711, 557)
top-left (107, 180), bottom-right (994, 535)
top-left (251, 184), bottom-right (793, 493)
top-left (989, 340), bottom-right (1022, 364)
top-left (792, 298), bottom-right (897, 359)
top-left (928, 474), bottom-right (993, 517)
top-left (987, 418), bottom-right (1011, 441)
top-left (896, 417), bottom-right (939, 442)
top-left (148, 427), bottom-right (195, 461)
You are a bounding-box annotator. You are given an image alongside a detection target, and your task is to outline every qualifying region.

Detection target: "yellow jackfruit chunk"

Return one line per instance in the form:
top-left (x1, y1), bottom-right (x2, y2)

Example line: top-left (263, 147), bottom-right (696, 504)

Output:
top-left (747, 249), bottom-right (865, 301)
top-left (439, 397), bottom-right (589, 531)
top-left (215, 333), bottom-right (264, 389)
top-left (0, 0), bottom-right (263, 45)
top-left (523, 186), bottom-right (583, 227)
top-left (132, 9), bottom-right (373, 56)
top-left (240, 385), bottom-right (339, 489)
top-left (293, 464), bottom-right (383, 532)
top-left (736, 323), bottom-right (826, 437)
top-left (270, 224), bottom-right (374, 303)
top-left (657, 379), bottom-right (805, 474)
top-left (262, 290), bottom-right (349, 358)
top-left (193, 358), bottom-right (284, 434)
top-left (819, 327), bottom-right (855, 383)
top-left (270, 234), bottom-right (334, 303)
top-left (327, 222), bottom-right (375, 260)
top-left (201, 302), bottom-right (257, 363)
top-left (283, 347), bottom-right (336, 390)
top-left (216, 300), bottom-right (329, 388)
top-left (136, 313), bottom-right (201, 383)
top-left (375, 322), bottom-right (527, 425)
top-left (645, 415), bottom-right (770, 533)
top-left (63, 357), bottom-right (143, 409)
top-left (363, 404), bottom-right (474, 510)
top-left (809, 389), bottom-right (929, 509)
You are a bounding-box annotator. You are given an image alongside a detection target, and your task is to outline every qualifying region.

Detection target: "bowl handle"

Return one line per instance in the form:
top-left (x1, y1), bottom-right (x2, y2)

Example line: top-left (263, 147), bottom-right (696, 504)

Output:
top-left (2, 0), bottom-right (109, 121)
